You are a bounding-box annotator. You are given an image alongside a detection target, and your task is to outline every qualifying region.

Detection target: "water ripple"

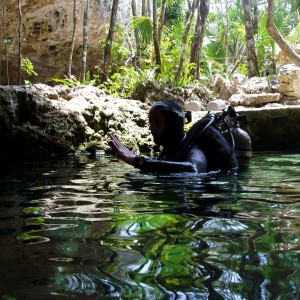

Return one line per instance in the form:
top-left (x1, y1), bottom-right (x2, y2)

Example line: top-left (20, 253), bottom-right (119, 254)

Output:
top-left (0, 153), bottom-right (299, 299)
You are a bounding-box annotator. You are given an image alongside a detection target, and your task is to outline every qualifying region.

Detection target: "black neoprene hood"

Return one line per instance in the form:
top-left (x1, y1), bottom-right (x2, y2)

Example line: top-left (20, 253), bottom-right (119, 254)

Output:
top-left (149, 100), bottom-right (185, 154)
top-left (150, 100), bottom-right (185, 121)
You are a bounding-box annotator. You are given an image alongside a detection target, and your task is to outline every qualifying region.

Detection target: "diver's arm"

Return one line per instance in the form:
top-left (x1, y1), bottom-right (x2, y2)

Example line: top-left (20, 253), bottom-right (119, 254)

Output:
top-left (134, 156), bottom-right (197, 173)
top-left (109, 133), bottom-right (206, 173)
top-left (109, 133), bottom-right (194, 172)
top-left (134, 146), bottom-right (207, 174)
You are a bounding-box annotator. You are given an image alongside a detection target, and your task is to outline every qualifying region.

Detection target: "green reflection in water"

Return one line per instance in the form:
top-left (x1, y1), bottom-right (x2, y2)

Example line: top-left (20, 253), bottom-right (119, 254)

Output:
top-left (1, 153), bottom-right (300, 299)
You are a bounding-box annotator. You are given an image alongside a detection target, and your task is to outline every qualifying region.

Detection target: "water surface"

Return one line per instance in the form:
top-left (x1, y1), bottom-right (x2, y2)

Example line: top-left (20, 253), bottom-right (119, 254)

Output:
top-left (0, 152), bottom-right (299, 299)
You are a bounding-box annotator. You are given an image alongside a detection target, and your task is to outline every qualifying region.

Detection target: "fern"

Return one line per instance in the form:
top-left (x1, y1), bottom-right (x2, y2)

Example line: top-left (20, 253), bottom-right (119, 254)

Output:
top-left (48, 75), bottom-right (81, 87)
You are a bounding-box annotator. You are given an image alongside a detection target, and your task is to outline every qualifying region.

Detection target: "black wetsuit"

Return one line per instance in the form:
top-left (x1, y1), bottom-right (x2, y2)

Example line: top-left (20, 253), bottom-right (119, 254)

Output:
top-left (196, 124), bottom-right (238, 172)
top-left (134, 145), bottom-right (207, 174)
top-left (133, 124), bottom-right (238, 174)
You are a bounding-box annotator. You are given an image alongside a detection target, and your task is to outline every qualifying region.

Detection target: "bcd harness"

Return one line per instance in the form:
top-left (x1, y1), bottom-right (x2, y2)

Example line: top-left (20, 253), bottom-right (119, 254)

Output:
top-left (173, 106), bottom-right (252, 167)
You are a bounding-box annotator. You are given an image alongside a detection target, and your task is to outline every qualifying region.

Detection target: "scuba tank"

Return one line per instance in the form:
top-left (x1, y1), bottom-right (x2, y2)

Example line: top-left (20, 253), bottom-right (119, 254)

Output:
top-left (173, 105), bottom-right (252, 171)
top-left (223, 126), bottom-right (252, 169)
top-left (214, 106), bottom-right (252, 170)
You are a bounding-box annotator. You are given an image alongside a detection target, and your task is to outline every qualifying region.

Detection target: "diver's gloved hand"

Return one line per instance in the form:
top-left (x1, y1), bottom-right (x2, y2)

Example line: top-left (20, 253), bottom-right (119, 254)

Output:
top-left (108, 133), bottom-right (136, 166)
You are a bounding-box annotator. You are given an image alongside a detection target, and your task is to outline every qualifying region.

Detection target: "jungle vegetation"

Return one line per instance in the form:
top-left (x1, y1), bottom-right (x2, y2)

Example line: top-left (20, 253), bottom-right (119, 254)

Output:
top-left (3, 0), bottom-right (300, 98)
top-left (96, 0), bottom-right (300, 98)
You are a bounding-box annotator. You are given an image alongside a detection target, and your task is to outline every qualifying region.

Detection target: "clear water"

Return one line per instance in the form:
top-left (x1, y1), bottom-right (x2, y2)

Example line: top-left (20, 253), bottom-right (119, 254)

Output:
top-left (0, 153), bottom-right (299, 300)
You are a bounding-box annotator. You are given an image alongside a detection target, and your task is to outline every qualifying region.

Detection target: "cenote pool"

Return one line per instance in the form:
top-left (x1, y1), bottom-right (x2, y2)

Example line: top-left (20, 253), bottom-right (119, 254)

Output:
top-left (0, 152), bottom-right (299, 299)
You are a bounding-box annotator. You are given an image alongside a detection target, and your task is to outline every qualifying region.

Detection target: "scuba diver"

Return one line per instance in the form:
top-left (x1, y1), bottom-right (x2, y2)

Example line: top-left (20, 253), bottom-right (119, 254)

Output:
top-left (109, 100), bottom-right (251, 174)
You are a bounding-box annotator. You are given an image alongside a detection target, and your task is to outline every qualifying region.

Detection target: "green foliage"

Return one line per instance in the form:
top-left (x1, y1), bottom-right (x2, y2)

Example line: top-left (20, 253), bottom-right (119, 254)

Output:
top-left (97, 66), bottom-right (156, 99)
top-left (99, 24), bottom-right (132, 75)
top-left (48, 72), bottom-right (94, 87)
top-left (48, 75), bottom-right (81, 87)
top-left (21, 57), bottom-right (38, 77)
top-left (1, 296), bottom-right (16, 300)
top-left (132, 16), bottom-right (153, 44)
top-left (286, 22), bottom-right (300, 44)
top-left (84, 71), bottom-right (92, 85)
top-left (165, 0), bottom-right (185, 24)
top-left (170, 20), bottom-right (185, 43)
top-left (93, 0), bottom-right (300, 99)
top-left (95, 19), bottom-right (200, 99)
top-left (274, 2), bottom-right (297, 36)
top-left (255, 12), bottom-right (275, 73)
top-left (2, 36), bottom-right (12, 46)
top-left (201, 0), bottom-right (300, 77)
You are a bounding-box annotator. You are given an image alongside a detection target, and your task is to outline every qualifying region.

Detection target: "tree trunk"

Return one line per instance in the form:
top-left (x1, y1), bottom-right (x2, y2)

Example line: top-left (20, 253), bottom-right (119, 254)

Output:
top-left (266, 0), bottom-right (300, 66)
top-left (147, 0), bottom-right (151, 17)
top-left (68, 0), bottom-right (77, 78)
top-left (103, 0), bottom-right (119, 81)
top-left (153, 0), bottom-right (161, 69)
top-left (18, 0), bottom-right (22, 85)
top-left (175, 0), bottom-right (197, 82)
top-left (243, 0), bottom-right (260, 78)
top-left (195, 0), bottom-right (210, 79)
top-left (82, 0), bottom-right (89, 82)
top-left (2, 0), bottom-right (9, 85)
top-left (131, 0), bottom-right (141, 67)
top-left (142, 0), bottom-right (146, 16)
top-left (253, 0), bottom-right (258, 35)
top-left (190, 0), bottom-right (210, 79)
top-left (190, 0), bottom-right (201, 71)
top-left (158, 0), bottom-right (167, 43)
top-left (224, 0), bottom-right (229, 73)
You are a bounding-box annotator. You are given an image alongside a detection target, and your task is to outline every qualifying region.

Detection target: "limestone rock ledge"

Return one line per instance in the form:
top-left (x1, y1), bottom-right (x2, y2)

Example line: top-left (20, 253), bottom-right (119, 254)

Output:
top-left (0, 84), bottom-right (152, 159)
top-left (236, 106), bottom-right (300, 151)
top-left (0, 83), bottom-right (299, 160)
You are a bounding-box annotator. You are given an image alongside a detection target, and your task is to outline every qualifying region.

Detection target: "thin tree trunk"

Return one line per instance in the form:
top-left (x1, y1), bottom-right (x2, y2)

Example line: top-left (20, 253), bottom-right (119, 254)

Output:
top-left (18, 0), bottom-right (22, 85)
top-left (190, 0), bottom-right (210, 79)
top-left (243, 0), bottom-right (260, 77)
top-left (253, 0), bottom-right (258, 35)
top-left (158, 0), bottom-right (167, 43)
top-left (175, 0), bottom-right (197, 82)
top-left (82, 0), bottom-right (89, 82)
top-left (142, 0), bottom-right (146, 16)
top-left (131, 0), bottom-right (141, 67)
top-left (153, 0), bottom-right (161, 68)
top-left (147, 0), bottom-right (151, 17)
top-left (266, 0), bottom-right (300, 66)
top-left (2, 0), bottom-right (9, 85)
top-left (5, 46), bottom-right (9, 85)
top-left (230, 46), bottom-right (246, 75)
top-left (103, 0), bottom-right (119, 81)
top-left (195, 0), bottom-right (210, 79)
top-left (190, 0), bottom-right (201, 75)
top-left (68, 0), bottom-right (77, 78)
top-left (224, 0), bottom-right (229, 73)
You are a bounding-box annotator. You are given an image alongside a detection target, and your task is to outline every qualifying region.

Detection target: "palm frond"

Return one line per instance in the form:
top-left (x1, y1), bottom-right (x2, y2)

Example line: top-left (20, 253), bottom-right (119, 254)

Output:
top-left (132, 16), bottom-right (153, 44)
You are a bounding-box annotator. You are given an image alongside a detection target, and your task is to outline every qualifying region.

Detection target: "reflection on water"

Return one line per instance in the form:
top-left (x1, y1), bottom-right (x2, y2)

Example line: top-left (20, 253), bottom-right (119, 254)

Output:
top-left (0, 153), bottom-right (299, 299)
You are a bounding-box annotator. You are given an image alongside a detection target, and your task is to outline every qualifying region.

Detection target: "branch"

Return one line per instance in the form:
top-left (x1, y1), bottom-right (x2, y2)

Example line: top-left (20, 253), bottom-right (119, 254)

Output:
top-left (266, 0), bottom-right (300, 66)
